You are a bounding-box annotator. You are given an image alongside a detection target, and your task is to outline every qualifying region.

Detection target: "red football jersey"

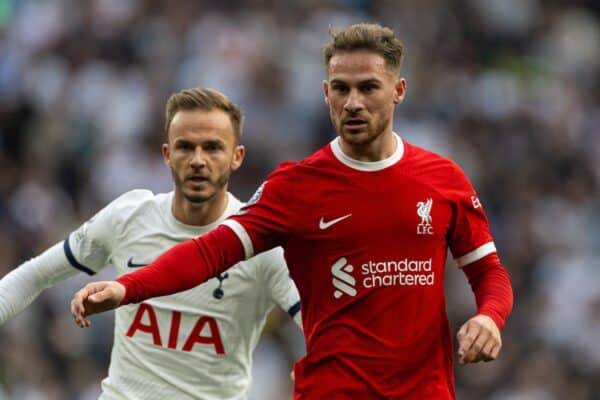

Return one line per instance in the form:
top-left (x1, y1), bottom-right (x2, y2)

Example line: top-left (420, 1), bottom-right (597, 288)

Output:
top-left (223, 134), bottom-right (497, 399)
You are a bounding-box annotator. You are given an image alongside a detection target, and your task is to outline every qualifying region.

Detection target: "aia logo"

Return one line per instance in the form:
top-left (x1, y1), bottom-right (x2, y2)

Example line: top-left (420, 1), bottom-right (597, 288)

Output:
top-left (417, 198), bottom-right (434, 235)
top-left (126, 303), bottom-right (225, 354)
top-left (331, 257), bottom-right (356, 298)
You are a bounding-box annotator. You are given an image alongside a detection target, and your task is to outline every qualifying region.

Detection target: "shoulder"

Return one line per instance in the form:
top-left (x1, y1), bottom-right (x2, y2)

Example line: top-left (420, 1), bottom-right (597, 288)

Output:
top-left (252, 161), bottom-right (300, 201)
top-left (404, 142), bottom-right (457, 169)
top-left (400, 141), bottom-right (478, 202)
top-left (110, 189), bottom-right (156, 211)
top-left (107, 189), bottom-right (161, 225)
top-left (266, 161), bottom-right (300, 181)
top-left (297, 145), bottom-right (338, 174)
top-left (403, 141), bottom-right (470, 182)
top-left (265, 146), bottom-right (333, 184)
top-left (258, 152), bottom-right (327, 205)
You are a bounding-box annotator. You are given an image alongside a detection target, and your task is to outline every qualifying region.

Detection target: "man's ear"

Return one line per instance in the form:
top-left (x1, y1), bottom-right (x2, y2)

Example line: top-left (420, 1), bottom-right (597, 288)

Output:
top-left (162, 143), bottom-right (170, 166)
top-left (393, 78), bottom-right (406, 104)
top-left (231, 144), bottom-right (245, 171)
top-left (323, 80), bottom-right (329, 105)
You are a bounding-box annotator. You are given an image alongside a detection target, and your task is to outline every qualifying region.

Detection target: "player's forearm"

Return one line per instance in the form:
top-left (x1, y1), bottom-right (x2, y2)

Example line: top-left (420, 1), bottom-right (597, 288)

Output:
top-left (0, 243), bottom-right (77, 325)
top-left (462, 253), bottom-right (513, 330)
top-left (117, 225), bottom-right (245, 305)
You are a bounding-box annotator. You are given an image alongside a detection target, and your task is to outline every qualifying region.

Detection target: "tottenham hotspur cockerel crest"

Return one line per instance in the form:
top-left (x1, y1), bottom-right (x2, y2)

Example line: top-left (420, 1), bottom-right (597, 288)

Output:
top-left (417, 198), bottom-right (433, 235)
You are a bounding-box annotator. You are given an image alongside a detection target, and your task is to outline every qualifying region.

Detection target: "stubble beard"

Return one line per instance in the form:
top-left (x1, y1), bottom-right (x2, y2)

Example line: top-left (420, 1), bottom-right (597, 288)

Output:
top-left (178, 170), bottom-right (231, 205)
top-left (337, 118), bottom-right (373, 144)
top-left (335, 112), bottom-right (394, 157)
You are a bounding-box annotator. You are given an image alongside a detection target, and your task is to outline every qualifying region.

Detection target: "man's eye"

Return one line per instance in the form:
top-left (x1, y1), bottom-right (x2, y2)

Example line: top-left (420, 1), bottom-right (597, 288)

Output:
top-left (362, 85), bottom-right (377, 93)
top-left (205, 143), bottom-right (224, 152)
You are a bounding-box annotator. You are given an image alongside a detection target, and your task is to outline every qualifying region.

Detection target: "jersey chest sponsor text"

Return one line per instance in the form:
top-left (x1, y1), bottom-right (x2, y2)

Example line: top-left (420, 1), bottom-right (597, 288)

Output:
top-left (331, 256), bottom-right (436, 297)
top-left (126, 303), bottom-right (225, 355)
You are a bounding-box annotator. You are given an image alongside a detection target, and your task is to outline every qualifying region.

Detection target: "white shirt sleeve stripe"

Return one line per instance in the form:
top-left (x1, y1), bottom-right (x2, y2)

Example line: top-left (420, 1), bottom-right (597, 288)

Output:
top-left (220, 220), bottom-right (255, 260)
top-left (454, 241), bottom-right (496, 268)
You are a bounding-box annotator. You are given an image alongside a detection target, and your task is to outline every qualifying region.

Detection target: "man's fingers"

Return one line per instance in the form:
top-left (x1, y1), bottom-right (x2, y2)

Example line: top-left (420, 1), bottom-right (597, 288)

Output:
top-left (457, 321), bottom-right (478, 362)
top-left (457, 315), bottom-right (503, 364)
top-left (71, 287), bottom-right (93, 324)
top-left (490, 343), bottom-right (501, 360)
top-left (463, 329), bottom-right (490, 363)
top-left (70, 296), bottom-right (88, 328)
top-left (480, 340), bottom-right (496, 362)
top-left (456, 323), bottom-right (470, 351)
top-left (71, 281), bottom-right (126, 329)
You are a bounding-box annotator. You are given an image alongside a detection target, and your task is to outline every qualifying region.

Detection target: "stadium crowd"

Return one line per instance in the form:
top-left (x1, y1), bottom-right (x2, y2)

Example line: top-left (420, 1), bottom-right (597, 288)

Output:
top-left (0, 0), bottom-right (598, 399)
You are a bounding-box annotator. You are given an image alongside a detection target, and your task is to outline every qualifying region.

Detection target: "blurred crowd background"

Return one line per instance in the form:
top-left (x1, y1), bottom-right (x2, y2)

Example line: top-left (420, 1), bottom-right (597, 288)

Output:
top-left (0, 0), bottom-right (598, 399)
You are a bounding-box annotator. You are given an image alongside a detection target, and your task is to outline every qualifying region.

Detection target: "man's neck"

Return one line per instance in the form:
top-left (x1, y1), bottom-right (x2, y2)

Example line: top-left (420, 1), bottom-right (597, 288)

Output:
top-left (339, 129), bottom-right (397, 162)
top-left (171, 190), bottom-right (229, 227)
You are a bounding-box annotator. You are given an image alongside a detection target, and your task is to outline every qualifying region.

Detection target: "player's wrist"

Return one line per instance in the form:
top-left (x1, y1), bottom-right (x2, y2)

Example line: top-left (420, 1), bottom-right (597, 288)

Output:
top-left (115, 277), bottom-right (134, 305)
top-left (475, 310), bottom-right (503, 331)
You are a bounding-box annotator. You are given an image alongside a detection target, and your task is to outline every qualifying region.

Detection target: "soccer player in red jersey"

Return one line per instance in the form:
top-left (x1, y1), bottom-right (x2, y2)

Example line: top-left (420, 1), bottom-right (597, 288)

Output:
top-left (72, 23), bottom-right (513, 399)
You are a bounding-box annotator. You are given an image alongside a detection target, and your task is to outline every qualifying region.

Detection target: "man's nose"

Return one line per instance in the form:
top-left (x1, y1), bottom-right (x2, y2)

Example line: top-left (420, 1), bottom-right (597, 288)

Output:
top-left (190, 148), bottom-right (207, 168)
top-left (344, 89), bottom-right (363, 114)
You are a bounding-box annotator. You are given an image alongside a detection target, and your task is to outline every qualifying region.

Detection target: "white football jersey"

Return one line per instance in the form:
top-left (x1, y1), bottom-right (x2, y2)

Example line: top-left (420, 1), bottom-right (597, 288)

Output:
top-left (64, 190), bottom-right (301, 400)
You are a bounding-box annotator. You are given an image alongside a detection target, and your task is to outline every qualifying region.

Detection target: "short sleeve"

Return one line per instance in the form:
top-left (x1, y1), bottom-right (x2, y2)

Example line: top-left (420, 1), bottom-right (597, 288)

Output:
top-left (64, 190), bottom-right (150, 274)
top-left (446, 164), bottom-right (497, 268)
top-left (257, 247), bottom-right (301, 318)
top-left (222, 162), bottom-right (298, 259)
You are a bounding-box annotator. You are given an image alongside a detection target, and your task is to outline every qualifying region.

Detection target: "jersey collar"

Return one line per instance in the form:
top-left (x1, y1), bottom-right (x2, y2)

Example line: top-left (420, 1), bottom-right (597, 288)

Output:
top-left (165, 192), bottom-right (242, 234)
top-left (330, 132), bottom-right (404, 172)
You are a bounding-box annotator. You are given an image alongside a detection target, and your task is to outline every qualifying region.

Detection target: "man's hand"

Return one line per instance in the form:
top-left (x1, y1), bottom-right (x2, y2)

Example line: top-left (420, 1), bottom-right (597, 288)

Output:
top-left (71, 281), bottom-right (126, 328)
top-left (456, 314), bottom-right (502, 364)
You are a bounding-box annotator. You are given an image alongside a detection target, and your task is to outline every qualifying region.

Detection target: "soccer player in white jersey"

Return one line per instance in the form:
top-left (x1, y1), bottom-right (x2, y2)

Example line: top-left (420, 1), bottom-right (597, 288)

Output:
top-left (0, 87), bottom-right (302, 400)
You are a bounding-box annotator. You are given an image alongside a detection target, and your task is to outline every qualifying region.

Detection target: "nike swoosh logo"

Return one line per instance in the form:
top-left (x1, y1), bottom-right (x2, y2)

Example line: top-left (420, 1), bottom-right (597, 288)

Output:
top-left (319, 214), bottom-right (352, 230)
top-left (127, 257), bottom-right (148, 268)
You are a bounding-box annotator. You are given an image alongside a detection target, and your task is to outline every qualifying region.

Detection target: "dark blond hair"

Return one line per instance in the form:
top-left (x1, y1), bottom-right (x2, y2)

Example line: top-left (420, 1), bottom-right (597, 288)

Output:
top-left (164, 88), bottom-right (243, 143)
top-left (323, 23), bottom-right (404, 74)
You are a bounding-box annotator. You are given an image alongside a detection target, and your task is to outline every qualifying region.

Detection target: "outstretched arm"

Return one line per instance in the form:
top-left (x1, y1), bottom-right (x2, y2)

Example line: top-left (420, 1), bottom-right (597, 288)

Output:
top-left (456, 253), bottom-right (513, 364)
top-left (0, 243), bottom-right (79, 325)
top-left (71, 225), bottom-right (245, 327)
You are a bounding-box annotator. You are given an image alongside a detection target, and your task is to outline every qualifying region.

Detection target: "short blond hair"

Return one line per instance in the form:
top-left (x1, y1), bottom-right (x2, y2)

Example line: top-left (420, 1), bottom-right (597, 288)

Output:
top-left (323, 23), bottom-right (404, 74)
top-left (164, 88), bottom-right (243, 143)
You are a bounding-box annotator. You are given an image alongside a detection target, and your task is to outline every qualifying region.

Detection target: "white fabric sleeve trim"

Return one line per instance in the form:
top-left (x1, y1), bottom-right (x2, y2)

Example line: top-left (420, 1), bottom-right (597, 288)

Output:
top-left (454, 242), bottom-right (497, 268)
top-left (220, 220), bottom-right (254, 259)
top-left (0, 242), bottom-right (79, 325)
